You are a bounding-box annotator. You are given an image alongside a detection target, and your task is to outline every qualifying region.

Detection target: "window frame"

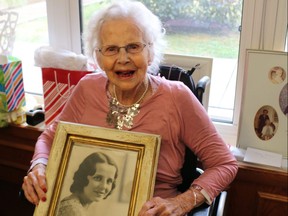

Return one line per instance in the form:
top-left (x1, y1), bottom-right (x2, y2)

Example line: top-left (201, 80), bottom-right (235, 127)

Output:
top-left (46, 0), bottom-right (82, 54)
top-left (46, 0), bottom-right (287, 146)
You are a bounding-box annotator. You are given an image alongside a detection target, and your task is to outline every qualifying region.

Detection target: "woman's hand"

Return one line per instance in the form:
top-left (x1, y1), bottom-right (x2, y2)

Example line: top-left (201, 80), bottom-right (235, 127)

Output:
top-left (22, 163), bottom-right (47, 205)
top-left (138, 196), bottom-right (190, 216)
top-left (138, 188), bottom-right (203, 216)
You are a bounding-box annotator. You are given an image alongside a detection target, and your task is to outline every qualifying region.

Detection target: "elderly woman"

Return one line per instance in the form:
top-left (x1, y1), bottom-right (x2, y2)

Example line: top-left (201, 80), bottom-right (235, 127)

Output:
top-left (57, 152), bottom-right (118, 215)
top-left (22, 1), bottom-right (238, 215)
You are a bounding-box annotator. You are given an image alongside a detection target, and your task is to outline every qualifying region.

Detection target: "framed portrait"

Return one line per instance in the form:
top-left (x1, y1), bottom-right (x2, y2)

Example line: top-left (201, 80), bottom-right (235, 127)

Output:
top-left (33, 121), bottom-right (161, 216)
top-left (237, 49), bottom-right (288, 158)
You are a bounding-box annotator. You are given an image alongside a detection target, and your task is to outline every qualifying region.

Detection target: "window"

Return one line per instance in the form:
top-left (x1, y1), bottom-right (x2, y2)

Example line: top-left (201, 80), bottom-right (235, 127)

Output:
top-left (1, 0), bottom-right (49, 96)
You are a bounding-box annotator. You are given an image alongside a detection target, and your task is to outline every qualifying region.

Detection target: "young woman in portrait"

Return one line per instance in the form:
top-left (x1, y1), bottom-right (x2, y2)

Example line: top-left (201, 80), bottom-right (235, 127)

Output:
top-left (57, 152), bottom-right (118, 216)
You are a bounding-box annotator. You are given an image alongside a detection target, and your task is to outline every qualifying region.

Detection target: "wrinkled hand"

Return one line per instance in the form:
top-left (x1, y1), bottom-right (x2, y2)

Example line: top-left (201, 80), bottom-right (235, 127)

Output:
top-left (22, 163), bottom-right (47, 205)
top-left (138, 196), bottom-right (191, 216)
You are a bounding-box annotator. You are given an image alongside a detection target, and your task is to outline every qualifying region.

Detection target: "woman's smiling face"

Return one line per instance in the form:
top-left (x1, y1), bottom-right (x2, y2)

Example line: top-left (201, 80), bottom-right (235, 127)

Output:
top-left (96, 18), bottom-right (152, 92)
top-left (83, 162), bottom-right (117, 202)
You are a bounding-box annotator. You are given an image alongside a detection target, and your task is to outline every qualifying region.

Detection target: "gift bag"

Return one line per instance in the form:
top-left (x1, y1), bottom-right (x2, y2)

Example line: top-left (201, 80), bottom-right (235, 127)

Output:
top-left (0, 56), bottom-right (25, 112)
top-left (42, 68), bottom-right (92, 126)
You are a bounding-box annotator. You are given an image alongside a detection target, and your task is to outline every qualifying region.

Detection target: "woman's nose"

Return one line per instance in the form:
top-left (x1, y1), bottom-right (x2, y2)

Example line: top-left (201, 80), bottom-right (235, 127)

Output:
top-left (117, 48), bottom-right (130, 63)
top-left (98, 179), bottom-right (109, 190)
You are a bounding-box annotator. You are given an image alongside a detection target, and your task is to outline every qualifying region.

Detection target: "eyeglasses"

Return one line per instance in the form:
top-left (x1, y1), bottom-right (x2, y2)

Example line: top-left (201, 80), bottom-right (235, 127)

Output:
top-left (97, 42), bottom-right (149, 56)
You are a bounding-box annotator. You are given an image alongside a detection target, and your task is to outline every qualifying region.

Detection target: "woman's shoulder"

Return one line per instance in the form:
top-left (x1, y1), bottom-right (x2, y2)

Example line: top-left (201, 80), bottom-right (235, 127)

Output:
top-left (58, 194), bottom-right (84, 215)
top-left (60, 194), bottom-right (81, 205)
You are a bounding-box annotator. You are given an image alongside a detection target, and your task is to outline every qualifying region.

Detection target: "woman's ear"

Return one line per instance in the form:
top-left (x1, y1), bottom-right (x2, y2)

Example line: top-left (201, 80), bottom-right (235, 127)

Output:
top-left (95, 52), bottom-right (104, 70)
top-left (148, 50), bottom-right (154, 66)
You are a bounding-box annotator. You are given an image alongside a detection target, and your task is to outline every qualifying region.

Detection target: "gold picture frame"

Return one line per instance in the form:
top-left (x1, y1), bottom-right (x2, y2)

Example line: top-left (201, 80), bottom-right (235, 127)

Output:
top-left (237, 49), bottom-right (287, 158)
top-left (33, 121), bottom-right (161, 216)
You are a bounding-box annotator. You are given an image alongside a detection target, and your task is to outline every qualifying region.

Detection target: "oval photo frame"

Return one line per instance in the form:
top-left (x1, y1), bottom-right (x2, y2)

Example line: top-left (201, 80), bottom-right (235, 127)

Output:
top-left (254, 106), bottom-right (279, 141)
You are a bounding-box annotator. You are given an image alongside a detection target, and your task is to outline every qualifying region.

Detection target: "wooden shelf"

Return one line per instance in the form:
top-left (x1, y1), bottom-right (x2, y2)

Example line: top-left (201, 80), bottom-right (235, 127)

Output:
top-left (0, 124), bottom-right (42, 183)
top-left (0, 124), bottom-right (42, 215)
top-left (225, 161), bottom-right (288, 216)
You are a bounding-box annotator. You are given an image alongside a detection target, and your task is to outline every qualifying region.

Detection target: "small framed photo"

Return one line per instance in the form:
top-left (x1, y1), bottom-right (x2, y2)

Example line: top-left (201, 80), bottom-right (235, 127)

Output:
top-left (33, 121), bottom-right (161, 216)
top-left (237, 49), bottom-right (287, 158)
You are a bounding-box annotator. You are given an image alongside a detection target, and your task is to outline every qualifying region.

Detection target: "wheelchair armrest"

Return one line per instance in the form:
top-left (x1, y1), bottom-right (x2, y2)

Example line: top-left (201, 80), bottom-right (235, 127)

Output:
top-left (195, 76), bottom-right (210, 103)
top-left (196, 76), bottom-right (210, 92)
top-left (214, 191), bottom-right (227, 216)
top-left (189, 190), bottom-right (227, 216)
top-left (205, 191), bottom-right (227, 216)
top-left (196, 167), bottom-right (204, 175)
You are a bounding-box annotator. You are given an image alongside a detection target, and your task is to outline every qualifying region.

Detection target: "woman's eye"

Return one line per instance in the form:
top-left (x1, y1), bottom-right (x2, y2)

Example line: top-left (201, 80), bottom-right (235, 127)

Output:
top-left (107, 179), bottom-right (113, 184)
top-left (93, 176), bottom-right (102, 181)
top-left (105, 46), bottom-right (117, 52)
top-left (128, 44), bottom-right (139, 50)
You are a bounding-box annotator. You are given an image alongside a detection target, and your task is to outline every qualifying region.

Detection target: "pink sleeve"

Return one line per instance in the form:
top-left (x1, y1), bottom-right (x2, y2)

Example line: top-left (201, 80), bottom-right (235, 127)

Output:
top-left (31, 123), bottom-right (57, 164)
top-left (174, 83), bottom-right (238, 201)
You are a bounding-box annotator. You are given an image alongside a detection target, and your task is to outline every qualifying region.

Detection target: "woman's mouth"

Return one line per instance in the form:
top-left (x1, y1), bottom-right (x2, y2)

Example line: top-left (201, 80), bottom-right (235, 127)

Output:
top-left (94, 190), bottom-right (106, 198)
top-left (116, 70), bottom-right (135, 78)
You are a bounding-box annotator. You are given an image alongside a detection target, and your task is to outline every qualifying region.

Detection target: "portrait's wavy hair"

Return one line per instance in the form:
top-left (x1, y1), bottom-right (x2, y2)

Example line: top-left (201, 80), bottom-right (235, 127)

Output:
top-left (70, 152), bottom-right (118, 199)
top-left (83, 0), bottom-right (167, 74)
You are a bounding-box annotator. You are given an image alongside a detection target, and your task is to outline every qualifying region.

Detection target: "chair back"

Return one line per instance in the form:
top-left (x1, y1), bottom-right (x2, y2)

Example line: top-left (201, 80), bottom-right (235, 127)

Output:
top-left (159, 65), bottom-right (196, 94)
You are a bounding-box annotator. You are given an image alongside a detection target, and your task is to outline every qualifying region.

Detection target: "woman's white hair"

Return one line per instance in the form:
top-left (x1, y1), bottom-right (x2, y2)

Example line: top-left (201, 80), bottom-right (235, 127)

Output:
top-left (83, 0), bottom-right (166, 74)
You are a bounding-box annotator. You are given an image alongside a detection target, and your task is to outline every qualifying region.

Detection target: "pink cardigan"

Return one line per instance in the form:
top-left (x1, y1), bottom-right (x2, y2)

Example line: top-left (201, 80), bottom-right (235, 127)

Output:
top-left (32, 73), bottom-right (238, 202)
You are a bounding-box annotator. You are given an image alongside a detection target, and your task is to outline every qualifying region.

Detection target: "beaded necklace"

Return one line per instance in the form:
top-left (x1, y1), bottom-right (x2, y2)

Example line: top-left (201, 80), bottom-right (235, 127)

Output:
top-left (106, 78), bottom-right (149, 130)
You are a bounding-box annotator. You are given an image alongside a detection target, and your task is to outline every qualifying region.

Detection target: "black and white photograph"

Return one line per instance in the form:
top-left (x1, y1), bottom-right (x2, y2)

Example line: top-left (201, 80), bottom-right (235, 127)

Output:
top-left (56, 145), bottom-right (136, 216)
top-left (33, 121), bottom-right (161, 216)
top-left (254, 105), bottom-right (278, 141)
top-left (269, 66), bottom-right (286, 84)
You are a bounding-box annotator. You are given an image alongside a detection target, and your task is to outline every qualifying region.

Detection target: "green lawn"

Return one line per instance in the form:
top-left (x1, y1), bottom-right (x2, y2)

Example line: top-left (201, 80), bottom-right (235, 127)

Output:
top-left (15, 1), bottom-right (240, 59)
top-left (165, 32), bottom-right (240, 58)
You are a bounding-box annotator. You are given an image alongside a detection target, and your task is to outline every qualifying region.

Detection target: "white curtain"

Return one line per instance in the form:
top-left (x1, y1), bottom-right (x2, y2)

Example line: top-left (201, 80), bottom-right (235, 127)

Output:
top-left (251, 0), bottom-right (287, 50)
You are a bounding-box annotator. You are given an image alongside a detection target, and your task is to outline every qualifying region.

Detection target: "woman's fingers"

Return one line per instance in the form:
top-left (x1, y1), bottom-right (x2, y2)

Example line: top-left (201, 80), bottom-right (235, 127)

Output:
top-left (138, 198), bottom-right (169, 216)
top-left (138, 196), bottom-right (185, 216)
top-left (22, 175), bottom-right (40, 205)
top-left (22, 164), bottom-right (47, 205)
top-left (33, 164), bottom-right (47, 196)
top-left (29, 171), bottom-right (47, 201)
top-left (138, 200), bottom-right (156, 215)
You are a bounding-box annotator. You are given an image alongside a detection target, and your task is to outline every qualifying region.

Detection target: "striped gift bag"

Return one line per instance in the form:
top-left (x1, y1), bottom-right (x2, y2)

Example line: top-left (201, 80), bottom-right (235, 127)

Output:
top-left (41, 68), bottom-right (92, 126)
top-left (0, 56), bottom-right (25, 112)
